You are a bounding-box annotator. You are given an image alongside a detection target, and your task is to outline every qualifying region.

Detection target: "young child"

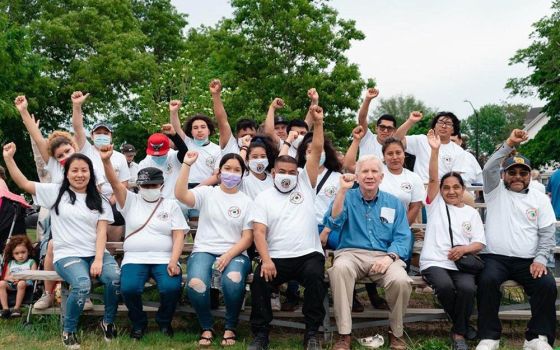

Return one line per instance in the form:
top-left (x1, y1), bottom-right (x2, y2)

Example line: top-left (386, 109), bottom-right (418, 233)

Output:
top-left (0, 235), bottom-right (37, 318)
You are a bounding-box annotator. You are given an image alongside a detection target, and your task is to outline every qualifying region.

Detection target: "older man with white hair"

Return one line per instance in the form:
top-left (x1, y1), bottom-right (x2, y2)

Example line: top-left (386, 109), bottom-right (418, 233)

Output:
top-left (325, 155), bottom-right (412, 350)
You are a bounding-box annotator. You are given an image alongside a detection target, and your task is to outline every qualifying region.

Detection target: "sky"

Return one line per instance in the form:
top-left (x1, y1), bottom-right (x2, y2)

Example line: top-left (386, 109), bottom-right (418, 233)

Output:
top-left (171, 0), bottom-right (552, 119)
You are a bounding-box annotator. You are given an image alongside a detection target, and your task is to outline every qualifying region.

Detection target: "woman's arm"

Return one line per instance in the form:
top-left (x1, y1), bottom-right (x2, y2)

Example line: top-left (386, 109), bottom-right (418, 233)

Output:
top-left (98, 145), bottom-right (127, 208)
top-left (209, 79), bottom-right (233, 149)
top-left (91, 220), bottom-right (108, 277)
top-left (71, 91), bottom-right (90, 150)
top-left (448, 242), bottom-right (484, 262)
top-left (167, 229), bottom-right (185, 276)
top-left (175, 151), bottom-right (198, 207)
top-left (2, 143), bottom-right (36, 195)
top-left (264, 98), bottom-right (284, 147)
top-left (14, 96), bottom-right (50, 162)
top-left (426, 129), bottom-right (441, 203)
top-left (406, 201), bottom-right (422, 226)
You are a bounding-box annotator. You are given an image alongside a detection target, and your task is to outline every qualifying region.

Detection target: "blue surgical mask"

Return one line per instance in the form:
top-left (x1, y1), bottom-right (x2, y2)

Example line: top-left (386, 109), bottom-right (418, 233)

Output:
top-left (93, 134), bottom-right (111, 148)
top-left (193, 137), bottom-right (209, 147)
top-left (306, 152), bottom-right (326, 166)
top-left (152, 155), bottom-right (168, 167)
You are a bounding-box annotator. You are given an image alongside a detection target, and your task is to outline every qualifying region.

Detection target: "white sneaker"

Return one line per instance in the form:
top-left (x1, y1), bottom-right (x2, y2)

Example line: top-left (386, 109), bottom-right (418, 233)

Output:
top-left (523, 335), bottom-right (552, 350)
top-left (83, 298), bottom-right (94, 311)
top-left (358, 334), bottom-right (384, 348)
top-left (34, 293), bottom-right (54, 310)
top-left (476, 339), bottom-right (500, 350)
top-left (270, 293), bottom-right (281, 311)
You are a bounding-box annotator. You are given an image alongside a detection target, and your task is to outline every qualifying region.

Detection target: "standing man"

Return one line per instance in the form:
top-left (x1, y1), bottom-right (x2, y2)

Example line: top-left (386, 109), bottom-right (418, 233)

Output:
top-left (546, 167), bottom-right (560, 247)
top-left (120, 144), bottom-right (139, 191)
top-left (476, 129), bottom-right (557, 350)
top-left (326, 155), bottom-right (412, 350)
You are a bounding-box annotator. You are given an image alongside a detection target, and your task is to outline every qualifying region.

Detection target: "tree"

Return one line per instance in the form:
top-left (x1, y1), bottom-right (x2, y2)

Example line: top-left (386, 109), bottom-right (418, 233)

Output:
top-left (518, 117), bottom-right (560, 168)
top-left (373, 94), bottom-right (437, 135)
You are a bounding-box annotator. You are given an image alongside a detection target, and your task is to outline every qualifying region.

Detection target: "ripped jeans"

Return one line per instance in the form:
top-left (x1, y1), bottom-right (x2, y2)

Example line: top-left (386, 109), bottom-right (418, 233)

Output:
top-left (54, 253), bottom-right (120, 333)
top-left (186, 252), bottom-right (250, 330)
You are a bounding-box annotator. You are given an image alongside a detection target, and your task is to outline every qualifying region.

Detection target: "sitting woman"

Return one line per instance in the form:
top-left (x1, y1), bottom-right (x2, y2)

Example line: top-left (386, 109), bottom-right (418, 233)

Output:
top-left (238, 135), bottom-right (278, 200)
top-left (420, 130), bottom-right (486, 350)
top-left (2, 143), bottom-right (119, 349)
top-left (176, 152), bottom-right (253, 347)
top-left (99, 145), bottom-right (188, 340)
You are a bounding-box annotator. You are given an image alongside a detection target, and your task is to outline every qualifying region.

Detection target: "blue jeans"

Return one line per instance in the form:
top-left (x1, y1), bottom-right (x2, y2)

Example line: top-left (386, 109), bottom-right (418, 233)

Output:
top-left (186, 252), bottom-right (250, 330)
top-left (54, 253), bottom-right (120, 333)
top-left (121, 263), bottom-right (182, 331)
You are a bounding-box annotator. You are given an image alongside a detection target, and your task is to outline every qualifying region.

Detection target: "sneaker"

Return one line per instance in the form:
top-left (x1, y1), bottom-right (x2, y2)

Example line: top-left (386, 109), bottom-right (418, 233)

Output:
top-left (62, 332), bottom-right (80, 349)
top-left (358, 334), bottom-right (384, 348)
top-left (304, 331), bottom-right (321, 350)
top-left (248, 333), bottom-right (269, 350)
top-left (130, 327), bottom-right (145, 340)
top-left (10, 309), bottom-right (21, 318)
top-left (1, 309), bottom-right (11, 319)
top-left (523, 335), bottom-right (553, 350)
top-left (34, 292), bottom-right (54, 310)
top-left (100, 320), bottom-right (116, 342)
top-left (476, 339), bottom-right (500, 350)
top-left (453, 338), bottom-right (469, 350)
top-left (270, 293), bottom-right (281, 311)
top-left (83, 298), bottom-right (94, 311)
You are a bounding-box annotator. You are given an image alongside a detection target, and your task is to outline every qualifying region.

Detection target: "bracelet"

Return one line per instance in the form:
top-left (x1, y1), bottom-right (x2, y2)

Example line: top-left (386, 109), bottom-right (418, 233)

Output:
top-left (240, 146), bottom-right (248, 151)
top-left (388, 253), bottom-right (398, 261)
top-left (182, 162), bottom-right (191, 166)
top-left (283, 141), bottom-right (292, 148)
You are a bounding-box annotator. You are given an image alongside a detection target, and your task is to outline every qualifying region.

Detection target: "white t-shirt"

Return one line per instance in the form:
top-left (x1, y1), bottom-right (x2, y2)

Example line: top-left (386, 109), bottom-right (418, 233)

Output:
top-left (190, 186), bottom-right (253, 255)
top-left (128, 162), bottom-right (139, 186)
top-left (455, 151), bottom-right (483, 186)
top-left (183, 137), bottom-right (221, 183)
top-left (379, 166), bottom-right (425, 209)
top-left (483, 181), bottom-right (556, 258)
top-left (420, 194), bottom-right (485, 271)
top-left (530, 180), bottom-right (546, 194)
top-left (80, 142), bottom-right (130, 196)
top-left (118, 193), bottom-right (189, 266)
top-left (46, 157), bottom-right (103, 186)
top-left (277, 139), bottom-right (299, 158)
top-left (251, 168), bottom-right (323, 258)
top-left (314, 169), bottom-right (341, 225)
top-left (239, 172), bottom-right (274, 200)
top-left (222, 134), bottom-right (240, 155)
top-left (359, 129), bottom-right (384, 159)
top-left (138, 150), bottom-right (182, 199)
top-left (34, 183), bottom-right (113, 263)
top-left (405, 135), bottom-right (467, 183)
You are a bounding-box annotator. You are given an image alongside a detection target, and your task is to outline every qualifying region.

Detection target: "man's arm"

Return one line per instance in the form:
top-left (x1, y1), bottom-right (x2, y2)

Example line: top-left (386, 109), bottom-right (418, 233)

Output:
top-left (264, 98), bottom-right (284, 147)
top-left (534, 223), bottom-right (555, 266)
top-left (169, 100), bottom-right (187, 141)
top-left (209, 79), bottom-right (232, 149)
top-left (342, 126), bottom-right (365, 174)
top-left (358, 88), bottom-right (379, 131)
top-left (304, 88), bottom-right (319, 130)
top-left (71, 91), bottom-right (90, 149)
top-left (394, 111), bottom-right (423, 147)
top-left (305, 105), bottom-right (324, 189)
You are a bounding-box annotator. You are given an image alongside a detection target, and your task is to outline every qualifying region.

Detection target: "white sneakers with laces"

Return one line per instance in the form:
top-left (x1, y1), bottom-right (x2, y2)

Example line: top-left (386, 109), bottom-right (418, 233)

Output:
top-left (523, 335), bottom-right (552, 350)
top-left (476, 339), bottom-right (500, 350)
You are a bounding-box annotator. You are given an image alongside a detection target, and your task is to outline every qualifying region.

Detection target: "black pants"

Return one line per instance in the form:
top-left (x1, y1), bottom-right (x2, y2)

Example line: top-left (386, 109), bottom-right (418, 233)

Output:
top-left (422, 266), bottom-right (476, 336)
top-left (250, 252), bottom-right (326, 335)
top-left (477, 254), bottom-right (557, 345)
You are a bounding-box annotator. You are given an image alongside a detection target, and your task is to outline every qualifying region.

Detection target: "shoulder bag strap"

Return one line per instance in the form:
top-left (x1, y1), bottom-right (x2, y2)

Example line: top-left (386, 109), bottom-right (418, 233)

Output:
top-left (445, 204), bottom-right (455, 247)
top-left (316, 170), bottom-right (333, 194)
top-left (123, 198), bottom-right (163, 242)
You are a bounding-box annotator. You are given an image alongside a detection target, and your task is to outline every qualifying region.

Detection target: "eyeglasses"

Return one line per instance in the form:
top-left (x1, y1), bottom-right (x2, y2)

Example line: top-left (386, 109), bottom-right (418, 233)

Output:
top-left (506, 169), bottom-right (530, 177)
top-left (377, 125), bottom-right (395, 132)
top-left (436, 120), bottom-right (453, 127)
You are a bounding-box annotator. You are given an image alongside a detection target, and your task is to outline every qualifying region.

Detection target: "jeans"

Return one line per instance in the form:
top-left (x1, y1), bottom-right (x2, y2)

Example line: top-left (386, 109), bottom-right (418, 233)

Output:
top-left (186, 252), bottom-right (250, 330)
top-left (54, 253), bottom-right (120, 333)
top-left (120, 263), bottom-right (182, 331)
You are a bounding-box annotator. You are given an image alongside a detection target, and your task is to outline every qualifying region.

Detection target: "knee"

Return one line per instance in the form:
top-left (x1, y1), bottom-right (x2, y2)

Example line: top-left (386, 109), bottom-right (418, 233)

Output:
top-left (73, 277), bottom-right (91, 296)
top-left (224, 271), bottom-right (243, 284)
top-left (532, 275), bottom-right (557, 295)
top-left (158, 278), bottom-right (181, 295)
top-left (388, 274), bottom-right (412, 292)
top-left (0, 281), bottom-right (7, 289)
top-left (187, 278), bottom-right (207, 294)
top-left (120, 280), bottom-right (143, 296)
top-left (17, 281), bottom-right (27, 289)
top-left (456, 281), bottom-right (476, 297)
top-left (329, 262), bottom-right (356, 279)
top-left (477, 272), bottom-right (500, 290)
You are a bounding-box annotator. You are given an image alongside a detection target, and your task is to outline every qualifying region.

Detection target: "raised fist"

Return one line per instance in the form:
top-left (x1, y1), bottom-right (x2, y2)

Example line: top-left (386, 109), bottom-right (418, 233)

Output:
top-left (409, 111), bottom-right (423, 123)
top-left (209, 79), bottom-right (222, 95)
top-left (286, 130), bottom-right (299, 143)
top-left (507, 129), bottom-right (528, 146)
top-left (239, 134), bottom-right (252, 148)
top-left (183, 151), bottom-right (199, 166)
top-left (270, 98), bottom-right (284, 109)
top-left (307, 88), bottom-right (319, 103)
top-left (310, 105), bottom-right (324, 122)
top-left (169, 100), bottom-right (182, 113)
top-left (365, 88), bottom-right (379, 100)
top-left (71, 91), bottom-right (90, 106)
top-left (352, 126), bottom-right (365, 140)
top-left (161, 124), bottom-right (176, 136)
top-left (14, 96), bottom-right (28, 112)
top-left (2, 142), bottom-right (16, 159)
top-left (340, 173), bottom-right (356, 189)
top-left (98, 145), bottom-right (113, 161)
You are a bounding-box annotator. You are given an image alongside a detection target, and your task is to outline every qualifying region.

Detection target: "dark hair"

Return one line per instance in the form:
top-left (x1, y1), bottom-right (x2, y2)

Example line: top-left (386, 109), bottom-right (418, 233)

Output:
top-left (287, 119), bottom-right (309, 133)
top-left (440, 171), bottom-right (465, 189)
top-left (0, 165), bottom-right (6, 181)
top-left (376, 114), bottom-right (397, 127)
top-left (52, 154), bottom-right (104, 215)
top-left (246, 135), bottom-right (278, 172)
top-left (274, 155), bottom-right (298, 167)
top-left (431, 111), bottom-right (460, 134)
top-left (382, 137), bottom-right (405, 155)
top-left (236, 118), bottom-right (257, 134)
top-left (183, 114), bottom-right (216, 138)
top-left (3, 235), bottom-right (33, 264)
top-left (218, 153), bottom-right (247, 175)
top-left (295, 132), bottom-right (342, 172)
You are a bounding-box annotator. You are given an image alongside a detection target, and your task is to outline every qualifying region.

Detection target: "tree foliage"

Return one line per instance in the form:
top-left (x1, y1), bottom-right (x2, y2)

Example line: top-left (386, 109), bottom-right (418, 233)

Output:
top-left (373, 94), bottom-right (437, 135)
top-left (518, 117), bottom-right (560, 167)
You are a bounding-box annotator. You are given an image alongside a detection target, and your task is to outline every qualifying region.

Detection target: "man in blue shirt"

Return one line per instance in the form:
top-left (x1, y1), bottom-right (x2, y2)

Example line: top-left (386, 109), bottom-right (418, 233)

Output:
top-left (325, 155), bottom-right (412, 350)
top-left (545, 168), bottom-right (560, 245)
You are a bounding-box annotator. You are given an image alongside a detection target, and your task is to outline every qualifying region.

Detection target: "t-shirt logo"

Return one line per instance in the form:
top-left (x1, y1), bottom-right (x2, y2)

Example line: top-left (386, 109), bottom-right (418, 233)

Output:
top-left (228, 206), bottom-right (241, 218)
top-left (442, 154), bottom-right (452, 166)
top-left (323, 185), bottom-right (336, 198)
top-left (289, 191), bottom-right (304, 204)
top-left (461, 221), bottom-right (472, 238)
top-left (400, 182), bottom-right (412, 193)
top-left (206, 156), bottom-right (215, 168)
top-left (166, 163), bottom-right (173, 174)
top-left (526, 208), bottom-right (538, 221)
top-left (157, 211), bottom-right (169, 221)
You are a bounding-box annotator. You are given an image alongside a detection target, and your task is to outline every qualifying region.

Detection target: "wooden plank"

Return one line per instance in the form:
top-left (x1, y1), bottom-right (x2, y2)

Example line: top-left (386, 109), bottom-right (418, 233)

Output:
top-left (12, 270), bottom-right (63, 281)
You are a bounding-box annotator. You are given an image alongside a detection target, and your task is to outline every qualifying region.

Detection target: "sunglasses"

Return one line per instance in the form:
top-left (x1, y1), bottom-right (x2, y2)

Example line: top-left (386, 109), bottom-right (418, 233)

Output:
top-left (506, 169), bottom-right (530, 177)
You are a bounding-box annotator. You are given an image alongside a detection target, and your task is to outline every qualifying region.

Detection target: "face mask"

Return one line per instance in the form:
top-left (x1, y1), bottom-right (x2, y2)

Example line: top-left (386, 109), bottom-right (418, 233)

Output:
top-left (274, 173), bottom-right (298, 193)
top-left (291, 135), bottom-right (304, 149)
top-left (93, 134), bottom-right (111, 148)
top-left (193, 137), bottom-right (209, 147)
top-left (152, 155), bottom-right (168, 167)
top-left (139, 187), bottom-right (161, 202)
top-left (59, 158), bottom-right (68, 167)
top-left (306, 152), bottom-right (326, 166)
top-left (249, 158), bottom-right (269, 174)
top-left (220, 171), bottom-right (242, 189)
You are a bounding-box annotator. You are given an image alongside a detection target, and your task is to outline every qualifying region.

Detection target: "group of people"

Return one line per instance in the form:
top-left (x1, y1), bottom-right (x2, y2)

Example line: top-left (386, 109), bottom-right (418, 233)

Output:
top-left (0, 81), bottom-right (557, 350)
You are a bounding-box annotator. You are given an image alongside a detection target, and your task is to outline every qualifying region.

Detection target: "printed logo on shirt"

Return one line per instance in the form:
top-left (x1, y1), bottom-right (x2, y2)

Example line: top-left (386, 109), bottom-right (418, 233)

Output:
top-left (156, 211), bottom-right (170, 221)
top-left (442, 154), bottom-right (452, 167)
top-left (461, 221), bottom-right (473, 238)
top-left (323, 185), bottom-right (337, 198)
top-left (206, 156), bottom-right (216, 168)
top-left (228, 206), bottom-right (241, 218)
top-left (166, 162), bottom-right (173, 174)
top-left (289, 191), bottom-right (304, 204)
top-left (400, 182), bottom-right (412, 193)
top-left (526, 208), bottom-right (538, 222)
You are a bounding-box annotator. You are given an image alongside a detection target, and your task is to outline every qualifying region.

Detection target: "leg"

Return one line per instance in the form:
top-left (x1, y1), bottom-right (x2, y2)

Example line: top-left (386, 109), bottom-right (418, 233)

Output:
top-left (43, 240), bottom-right (56, 295)
top-left (95, 253), bottom-right (121, 326)
top-left (14, 280), bottom-right (27, 309)
top-left (476, 255), bottom-right (510, 340)
top-left (449, 270), bottom-right (476, 337)
top-left (151, 264), bottom-right (182, 329)
top-left (120, 264), bottom-right (150, 331)
top-left (0, 281), bottom-right (9, 310)
top-left (297, 253), bottom-right (326, 336)
top-left (422, 267), bottom-right (458, 329)
top-left (186, 252), bottom-right (215, 331)
top-left (221, 255), bottom-right (251, 331)
top-left (54, 257), bottom-right (91, 333)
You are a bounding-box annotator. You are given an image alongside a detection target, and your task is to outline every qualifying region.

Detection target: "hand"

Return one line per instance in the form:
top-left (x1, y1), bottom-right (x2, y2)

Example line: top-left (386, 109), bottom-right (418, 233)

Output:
top-left (270, 98), bottom-right (284, 110)
top-left (209, 79), bottom-right (222, 95)
top-left (169, 99), bottom-right (182, 113)
top-left (161, 123), bottom-right (176, 136)
top-left (319, 227), bottom-right (330, 247)
top-left (260, 259), bottom-right (277, 282)
top-left (529, 262), bottom-right (548, 279)
top-left (98, 145), bottom-right (113, 161)
top-left (365, 88), bottom-right (379, 100)
top-left (2, 142), bottom-right (16, 159)
top-left (90, 259), bottom-right (103, 278)
top-left (183, 151), bottom-right (199, 166)
top-left (352, 126), bottom-right (365, 141)
top-left (507, 129), bottom-right (528, 147)
top-left (240, 134), bottom-right (252, 148)
top-left (427, 129), bottom-right (441, 150)
top-left (310, 105), bottom-right (324, 122)
top-left (408, 111), bottom-right (423, 123)
top-left (370, 256), bottom-right (393, 274)
top-left (167, 261), bottom-right (181, 276)
top-left (447, 246), bottom-right (467, 261)
top-left (215, 253), bottom-right (233, 272)
top-left (14, 96), bottom-right (28, 112)
top-left (71, 91), bottom-right (90, 106)
top-left (286, 130), bottom-right (299, 143)
top-left (339, 173), bottom-right (356, 189)
top-left (307, 88), bottom-right (319, 103)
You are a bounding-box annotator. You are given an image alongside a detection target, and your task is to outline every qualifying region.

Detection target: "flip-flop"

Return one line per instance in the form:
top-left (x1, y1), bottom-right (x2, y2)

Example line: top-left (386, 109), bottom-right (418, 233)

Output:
top-left (221, 329), bottom-right (237, 347)
top-left (357, 334), bottom-right (384, 349)
top-left (198, 329), bottom-right (214, 347)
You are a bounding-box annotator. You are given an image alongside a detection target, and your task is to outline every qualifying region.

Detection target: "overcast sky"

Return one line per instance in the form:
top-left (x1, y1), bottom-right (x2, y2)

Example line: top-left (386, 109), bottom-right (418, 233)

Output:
top-left (171, 0), bottom-right (552, 119)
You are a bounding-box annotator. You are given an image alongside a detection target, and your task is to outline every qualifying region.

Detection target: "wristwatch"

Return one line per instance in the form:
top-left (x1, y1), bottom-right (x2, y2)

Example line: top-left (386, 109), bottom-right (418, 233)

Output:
top-left (388, 253), bottom-right (398, 262)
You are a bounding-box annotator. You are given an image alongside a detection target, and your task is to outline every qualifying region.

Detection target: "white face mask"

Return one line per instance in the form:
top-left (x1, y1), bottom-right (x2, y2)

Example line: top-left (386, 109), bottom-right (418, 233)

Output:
top-left (93, 134), bottom-right (111, 147)
top-left (139, 187), bottom-right (161, 202)
top-left (273, 173), bottom-right (298, 193)
top-left (248, 158), bottom-right (269, 174)
top-left (291, 135), bottom-right (304, 149)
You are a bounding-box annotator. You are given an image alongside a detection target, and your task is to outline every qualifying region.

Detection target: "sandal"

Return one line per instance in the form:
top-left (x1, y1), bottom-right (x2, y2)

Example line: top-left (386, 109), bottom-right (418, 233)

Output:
top-left (198, 329), bottom-right (214, 347)
top-left (358, 334), bottom-right (384, 348)
top-left (221, 329), bottom-right (237, 346)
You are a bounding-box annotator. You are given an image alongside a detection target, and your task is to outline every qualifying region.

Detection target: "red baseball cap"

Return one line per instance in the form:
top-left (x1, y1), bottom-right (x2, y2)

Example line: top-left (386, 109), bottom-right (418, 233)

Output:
top-left (146, 133), bottom-right (170, 156)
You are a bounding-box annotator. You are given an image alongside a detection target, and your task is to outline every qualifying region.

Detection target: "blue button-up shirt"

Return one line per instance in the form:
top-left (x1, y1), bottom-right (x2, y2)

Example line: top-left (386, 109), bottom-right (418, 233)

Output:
top-left (323, 188), bottom-right (412, 259)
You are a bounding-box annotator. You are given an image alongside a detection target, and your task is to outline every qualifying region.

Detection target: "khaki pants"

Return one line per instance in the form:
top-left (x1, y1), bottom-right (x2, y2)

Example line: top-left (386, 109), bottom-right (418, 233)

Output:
top-left (327, 249), bottom-right (412, 336)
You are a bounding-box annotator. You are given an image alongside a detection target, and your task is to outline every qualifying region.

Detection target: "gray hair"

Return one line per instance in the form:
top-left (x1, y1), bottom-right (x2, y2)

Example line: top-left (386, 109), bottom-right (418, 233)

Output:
top-left (355, 155), bottom-right (384, 175)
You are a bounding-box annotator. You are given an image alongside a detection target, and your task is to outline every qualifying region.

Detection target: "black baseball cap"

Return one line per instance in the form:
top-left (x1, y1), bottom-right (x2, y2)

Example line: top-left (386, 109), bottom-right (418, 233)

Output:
top-left (274, 116), bottom-right (288, 126)
top-left (120, 143), bottom-right (136, 153)
top-left (136, 167), bottom-right (164, 185)
top-left (92, 122), bottom-right (113, 133)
